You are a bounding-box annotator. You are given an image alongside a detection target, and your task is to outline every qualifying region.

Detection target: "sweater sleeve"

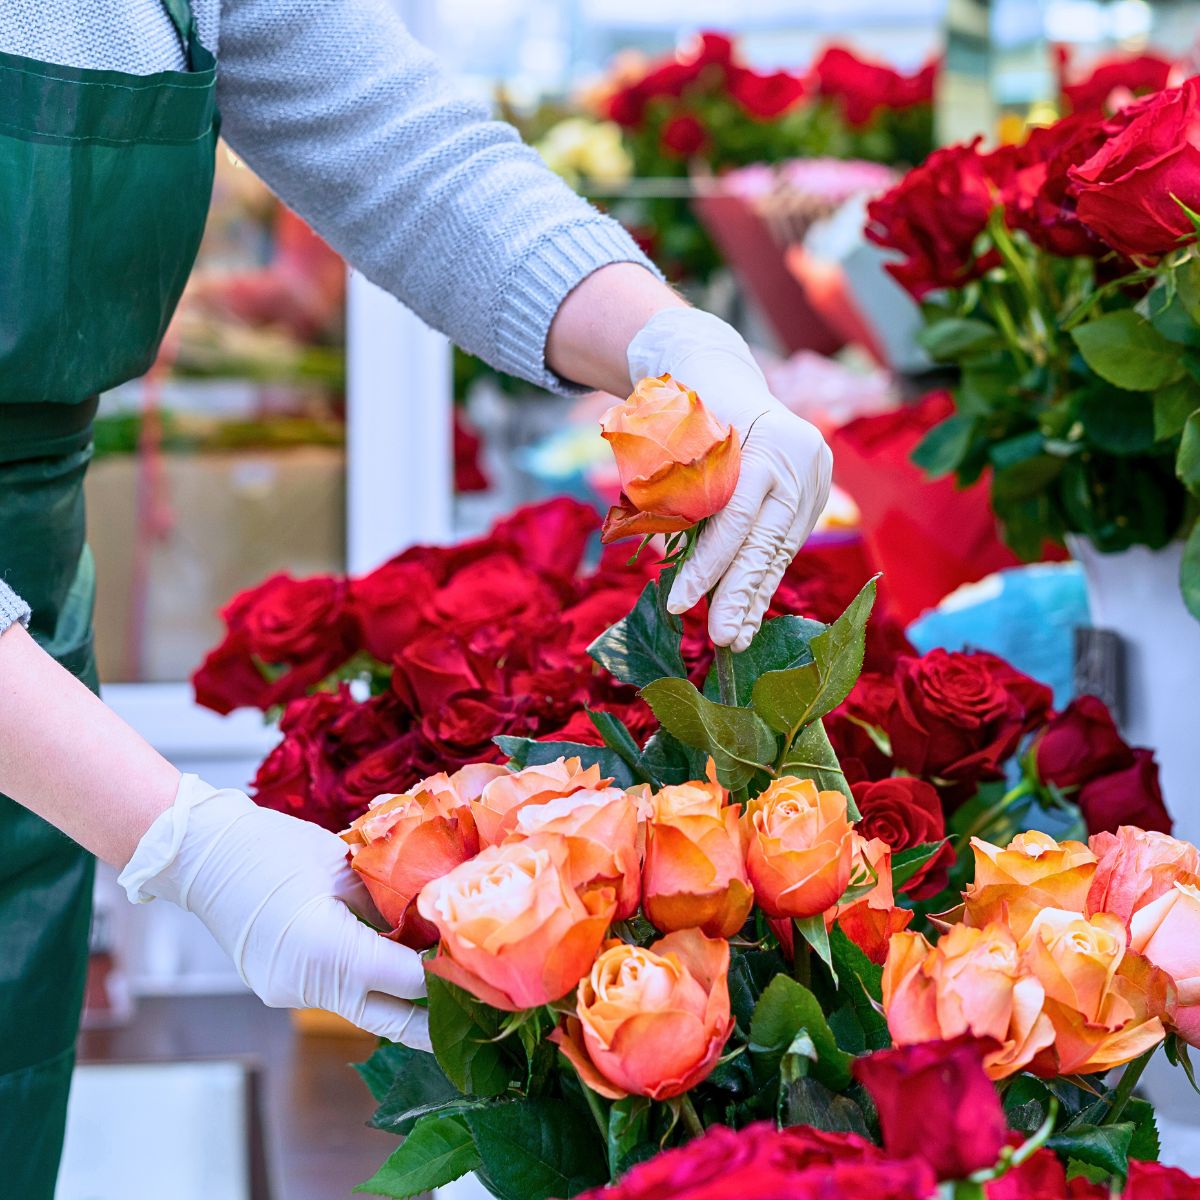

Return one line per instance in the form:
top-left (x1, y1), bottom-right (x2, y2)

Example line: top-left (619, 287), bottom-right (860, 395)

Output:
top-left (0, 581), bottom-right (31, 636)
top-left (215, 0), bottom-right (659, 394)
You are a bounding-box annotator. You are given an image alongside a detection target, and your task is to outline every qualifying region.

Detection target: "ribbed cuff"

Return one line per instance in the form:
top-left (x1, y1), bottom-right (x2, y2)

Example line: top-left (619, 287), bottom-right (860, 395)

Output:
top-left (0, 580), bottom-right (31, 635)
top-left (492, 215), bottom-right (663, 396)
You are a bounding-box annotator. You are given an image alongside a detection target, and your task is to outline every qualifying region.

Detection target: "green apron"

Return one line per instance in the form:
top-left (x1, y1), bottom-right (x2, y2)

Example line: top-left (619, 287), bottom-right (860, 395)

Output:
top-left (0, 3), bottom-right (217, 1192)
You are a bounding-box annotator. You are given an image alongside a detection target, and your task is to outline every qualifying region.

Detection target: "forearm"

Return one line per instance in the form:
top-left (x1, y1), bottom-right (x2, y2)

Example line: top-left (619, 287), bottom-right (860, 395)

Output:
top-left (0, 625), bottom-right (179, 866)
top-left (545, 264), bottom-right (689, 397)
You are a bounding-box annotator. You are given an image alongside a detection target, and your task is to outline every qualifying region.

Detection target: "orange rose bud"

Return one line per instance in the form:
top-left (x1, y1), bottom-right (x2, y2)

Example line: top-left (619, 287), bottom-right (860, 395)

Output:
top-left (340, 765), bottom-right (499, 948)
top-left (417, 834), bottom-right (616, 1011)
top-left (1130, 877), bottom-right (1200, 1047)
top-left (551, 928), bottom-right (734, 1099)
top-left (642, 769), bottom-right (753, 939)
top-left (961, 831), bottom-right (1097, 938)
top-left (1019, 908), bottom-right (1168, 1075)
top-left (882, 923), bottom-right (1056, 1080)
top-left (742, 777), bottom-right (854, 920)
top-left (1087, 827), bottom-right (1200, 927)
top-left (599, 374), bottom-right (740, 543)
top-left (471, 757), bottom-right (608, 847)
top-left (508, 786), bottom-right (642, 920)
top-left (830, 835), bottom-right (913, 965)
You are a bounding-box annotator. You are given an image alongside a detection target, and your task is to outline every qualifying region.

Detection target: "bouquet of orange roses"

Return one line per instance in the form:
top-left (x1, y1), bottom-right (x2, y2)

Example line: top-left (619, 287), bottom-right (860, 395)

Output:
top-left (346, 378), bottom-right (1200, 1200)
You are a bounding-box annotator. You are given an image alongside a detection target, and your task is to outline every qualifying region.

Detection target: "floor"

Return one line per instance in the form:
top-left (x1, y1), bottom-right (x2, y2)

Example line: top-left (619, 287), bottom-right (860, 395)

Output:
top-left (77, 995), bottom-right (397, 1200)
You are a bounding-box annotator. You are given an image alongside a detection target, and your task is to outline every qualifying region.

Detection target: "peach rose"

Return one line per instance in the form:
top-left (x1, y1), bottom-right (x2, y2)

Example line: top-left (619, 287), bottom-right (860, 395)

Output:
top-left (471, 757), bottom-right (608, 847)
top-left (509, 787), bottom-right (642, 920)
top-left (742, 777), bottom-right (855, 920)
top-left (1130, 878), bottom-right (1200, 1046)
top-left (417, 834), bottom-right (616, 1011)
top-left (599, 374), bottom-right (741, 544)
top-left (830, 835), bottom-right (913, 965)
top-left (642, 771), bottom-right (753, 939)
top-left (883, 923), bottom-right (1056, 1079)
top-left (1021, 908), bottom-right (1168, 1074)
top-left (552, 928), bottom-right (734, 1099)
top-left (961, 831), bottom-right (1097, 938)
top-left (1087, 827), bottom-right (1200, 927)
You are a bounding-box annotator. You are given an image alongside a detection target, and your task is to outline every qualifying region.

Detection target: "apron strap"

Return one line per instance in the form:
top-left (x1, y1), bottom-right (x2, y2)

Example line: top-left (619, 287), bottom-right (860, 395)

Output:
top-left (159, 0), bottom-right (197, 64)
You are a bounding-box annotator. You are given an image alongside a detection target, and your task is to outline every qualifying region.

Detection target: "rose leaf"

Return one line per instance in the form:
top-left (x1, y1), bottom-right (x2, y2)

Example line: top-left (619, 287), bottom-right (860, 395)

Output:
top-left (1070, 310), bottom-right (1185, 392)
top-left (354, 1112), bottom-right (480, 1198)
top-left (588, 578), bottom-right (686, 689)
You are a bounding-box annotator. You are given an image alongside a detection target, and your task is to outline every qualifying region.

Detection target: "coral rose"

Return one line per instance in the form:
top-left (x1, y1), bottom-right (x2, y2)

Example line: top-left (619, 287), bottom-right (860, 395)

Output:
top-left (471, 757), bottom-right (608, 846)
top-left (642, 770), bottom-right (753, 938)
top-left (551, 928), bottom-right (733, 1099)
top-left (830, 835), bottom-right (912, 965)
top-left (883, 923), bottom-right (1056, 1079)
top-left (1130, 878), bottom-right (1200, 1046)
top-left (1021, 908), bottom-right (1168, 1074)
top-left (961, 832), bottom-right (1097, 938)
top-left (509, 786), bottom-right (641, 920)
top-left (417, 835), bottom-right (616, 1011)
top-left (1087, 827), bottom-right (1200, 927)
top-left (743, 777), bottom-right (855, 920)
top-left (599, 374), bottom-right (740, 543)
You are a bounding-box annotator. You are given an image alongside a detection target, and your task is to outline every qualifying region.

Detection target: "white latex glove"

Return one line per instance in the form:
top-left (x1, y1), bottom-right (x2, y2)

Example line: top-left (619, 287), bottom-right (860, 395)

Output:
top-left (628, 308), bottom-right (833, 651)
top-left (118, 774), bottom-right (430, 1049)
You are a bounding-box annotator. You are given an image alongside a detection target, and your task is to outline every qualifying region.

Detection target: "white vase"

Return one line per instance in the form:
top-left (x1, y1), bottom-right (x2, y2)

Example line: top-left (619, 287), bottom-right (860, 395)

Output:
top-left (1068, 537), bottom-right (1200, 847)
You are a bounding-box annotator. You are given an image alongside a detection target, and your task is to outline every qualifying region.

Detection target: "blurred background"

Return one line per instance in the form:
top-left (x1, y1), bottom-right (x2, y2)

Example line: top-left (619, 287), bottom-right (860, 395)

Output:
top-left (67, 1), bottom-right (1199, 1197)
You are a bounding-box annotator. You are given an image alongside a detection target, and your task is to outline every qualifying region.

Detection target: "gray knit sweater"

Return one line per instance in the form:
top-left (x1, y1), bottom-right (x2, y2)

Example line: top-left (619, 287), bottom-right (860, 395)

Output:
top-left (0, 0), bottom-right (657, 633)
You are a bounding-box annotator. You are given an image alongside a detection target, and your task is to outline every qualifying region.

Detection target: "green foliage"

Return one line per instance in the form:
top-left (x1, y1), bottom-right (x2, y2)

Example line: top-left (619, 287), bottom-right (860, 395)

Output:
top-left (1177, 411), bottom-right (1200, 496)
top-left (606, 1098), bottom-right (653, 1179)
top-left (889, 841), bottom-right (948, 891)
top-left (1077, 388), bottom-right (1157, 456)
top-left (637, 727), bottom-right (708, 787)
top-left (749, 975), bottom-right (853, 1091)
top-left (1152, 381), bottom-right (1198, 442)
top-left (355, 1113), bottom-right (481, 1198)
top-left (495, 735), bottom-right (637, 789)
top-left (1071, 310), bottom-right (1185, 392)
top-left (588, 579), bottom-right (686, 689)
top-left (778, 720), bottom-right (852, 799)
top-left (728, 947), bottom-right (791, 1035)
top-left (912, 413), bottom-right (979, 477)
top-left (427, 974), bottom-right (515, 1098)
top-left (1183, 520), bottom-right (1200, 621)
top-left (919, 317), bottom-right (1004, 361)
top-left (703, 614), bottom-right (824, 705)
top-left (1048, 1123), bottom-right (1135, 1182)
top-left (356, 1042), bottom-right (461, 1135)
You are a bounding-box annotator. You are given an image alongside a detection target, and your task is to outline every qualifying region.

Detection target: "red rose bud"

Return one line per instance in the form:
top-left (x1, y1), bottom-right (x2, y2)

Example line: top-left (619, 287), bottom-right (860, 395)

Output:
top-left (1033, 695), bottom-right (1134, 791)
top-left (1078, 748), bottom-right (1172, 836)
top-left (854, 1037), bottom-right (1007, 1181)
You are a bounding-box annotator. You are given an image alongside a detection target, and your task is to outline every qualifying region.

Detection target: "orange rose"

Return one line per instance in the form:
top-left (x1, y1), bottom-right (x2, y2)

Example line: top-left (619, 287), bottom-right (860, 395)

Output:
top-left (961, 832), bottom-right (1097, 938)
top-left (341, 767), bottom-right (495, 948)
top-left (882, 923), bottom-right (1055, 1079)
top-left (599, 374), bottom-right (741, 543)
top-left (417, 834), bottom-right (616, 1011)
top-left (1130, 878), bottom-right (1200, 1046)
top-left (1087, 827), bottom-right (1200, 927)
top-left (642, 771), bottom-right (753, 938)
top-left (509, 786), bottom-right (642, 920)
top-left (742, 777), bottom-right (854, 920)
top-left (471, 757), bottom-right (608, 847)
top-left (830, 835), bottom-right (912, 965)
top-left (1020, 908), bottom-right (1168, 1074)
top-left (552, 928), bottom-right (734, 1099)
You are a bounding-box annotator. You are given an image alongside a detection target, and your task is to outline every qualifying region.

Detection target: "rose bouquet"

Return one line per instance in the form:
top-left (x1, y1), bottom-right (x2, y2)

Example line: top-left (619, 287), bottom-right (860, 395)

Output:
top-left (866, 76), bottom-right (1200, 616)
top-left (285, 379), bottom-right (1199, 1200)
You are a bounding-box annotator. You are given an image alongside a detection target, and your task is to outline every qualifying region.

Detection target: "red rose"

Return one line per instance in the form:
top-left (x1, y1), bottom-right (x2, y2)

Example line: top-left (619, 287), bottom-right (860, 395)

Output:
top-left (812, 46), bottom-right (936, 126)
top-left (1070, 79), bottom-right (1200, 258)
top-left (453, 408), bottom-right (489, 493)
top-left (1124, 1161), bottom-right (1200, 1199)
top-left (560, 588), bottom-right (643, 656)
top-left (1078, 747), bottom-right (1172, 835)
top-left (728, 67), bottom-right (807, 119)
top-left (984, 1144), bottom-right (1093, 1198)
top-left (228, 573), bottom-right (353, 663)
top-left (887, 650), bottom-right (1051, 783)
top-left (866, 139), bottom-right (1001, 298)
top-left (1063, 52), bottom-right (1177, 114)
top-left (1033, 694), bottom-right (1134, 790)
top-left (490, 496), bottom-right (598, 582)
top-left (660, 114), bottom-right (708, 159)
top-left (350, 557), bottom-right (439, 663)
top-left (339, 733), bottom-right (426, 804)
top-left (251, 734), bottom-right (312, 816)
top-left (429, 552), bottom-right (559, 632)
top-left (392, 629), bottom-right (489, 712)
top-left (420, 690), bottom-right (513, 763)
top-left (192, 635), bottom-right (280, 715)
top-left (855, 1038), bottom-right (1007, 1182)
top-left (851, 777), bottom-right (953, 898)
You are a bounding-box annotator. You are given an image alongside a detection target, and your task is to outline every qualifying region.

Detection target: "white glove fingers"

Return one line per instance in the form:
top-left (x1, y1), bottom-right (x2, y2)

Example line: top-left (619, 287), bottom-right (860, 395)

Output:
top-left (731, 516), bottom-right (804, 652)
top-left (357, 994), bottom-right (432, 1050)
top-left (357, 922), bottom-right (428, 1001)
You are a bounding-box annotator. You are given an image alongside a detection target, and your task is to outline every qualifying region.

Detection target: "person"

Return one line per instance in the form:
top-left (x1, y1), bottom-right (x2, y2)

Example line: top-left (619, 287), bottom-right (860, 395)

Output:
top-left (0, 2), bottom-right (832, 1193)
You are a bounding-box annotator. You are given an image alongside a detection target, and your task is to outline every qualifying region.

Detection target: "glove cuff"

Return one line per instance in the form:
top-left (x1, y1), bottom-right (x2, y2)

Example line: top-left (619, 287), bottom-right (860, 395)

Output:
top-left (627, 308), bottom-right (765, 388)
top-left (117, 774), bottom-right (255, 907)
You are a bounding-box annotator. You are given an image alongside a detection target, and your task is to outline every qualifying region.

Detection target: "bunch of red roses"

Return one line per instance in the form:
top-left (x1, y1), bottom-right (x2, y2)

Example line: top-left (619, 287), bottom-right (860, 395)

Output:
top-left (809, 45), bottom-right (938, 130)
top-left (1058, 46), bottom-right (1181, 115)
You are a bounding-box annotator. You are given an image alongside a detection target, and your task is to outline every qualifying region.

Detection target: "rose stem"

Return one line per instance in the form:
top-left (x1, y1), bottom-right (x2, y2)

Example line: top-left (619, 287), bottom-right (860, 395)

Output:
top-left (714, 644), bottom-right (738, 707)
top-left (1106, 1046), bottom-right (1157, 1124)
top-left (791, 921), bottom-right (812, 989)
top-left (679, 1093), bottom-right (706, 1139)
top-left (583, 1084), bottom-right (609, 1144)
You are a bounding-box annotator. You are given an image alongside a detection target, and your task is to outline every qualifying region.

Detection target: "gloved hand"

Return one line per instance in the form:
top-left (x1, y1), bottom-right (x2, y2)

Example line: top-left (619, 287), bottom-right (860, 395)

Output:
top-left (628, 308), bottom-right (833, 651)
top-left (118, 774), bottom-right (429, 1049)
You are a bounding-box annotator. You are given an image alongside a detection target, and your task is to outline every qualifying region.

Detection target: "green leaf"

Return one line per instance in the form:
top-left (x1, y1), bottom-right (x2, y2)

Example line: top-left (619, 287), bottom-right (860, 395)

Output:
top-left (639, 677), bottom-right (778, 791)
top-left (464, 1099), bottom-right (607, 1200)
top-left (778, 720), bottom-right (853, 810)
top-left (912, 413), bottom-right (978, 478)
top-left (607, 1097), bottom-right (653, 1179)
top-left (1150, 288), bottom-right (1200, 349)
top-left (355, 1042), bottom-right (461, 1135)
top-left (638, 728), bottom-right (707, 787)
top-left (1049, 1122), bottom-right (1134, 1181)
top-left (1183, 520), bottom-right (1200, 621)
top-left (426, 974), bottom-right (513, 1098)
top-left (751, 577), bottom-right (878, 738)
top-left (991, 455), bottom-right (1064, 503)
top-left (781, 1077), bottom-right (870, 1136)
top-left (494, 736), bottom-right (635, 789)
top-left (588, 579), bottom-right (686, 689)
top-left (728, 947), bottom-right (790, 1035)
top-left (585, 709), bottom-right (651, 784)
top-left (1071, 310), bottom-right (1185, 391)
top-left (355, 1113), bottom-right (481, 1198)
top-left (1077, 388), bottom-right (1157, 456)
top-left (703, 614), bottom-right (824, 705)
top-left (890, 840), bottom-right (948, 892)
top-left (918, 316), bottom-right (1003, 361)
top-left (795, 913), bottom-right (837, 985)
top-left (749, 974), bottom-right (853, 1091)
top-left (1125, 1098), bottom-right (1160, 1163)
top-left (1175, 256), bottom-right (1200, 324)
top-left (828, 926), bottom-right (889, 1050)
top-left (1152, 382), bottom-right (1198, 442)
top-left (1178, 410), bottom-right (1200, 496)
